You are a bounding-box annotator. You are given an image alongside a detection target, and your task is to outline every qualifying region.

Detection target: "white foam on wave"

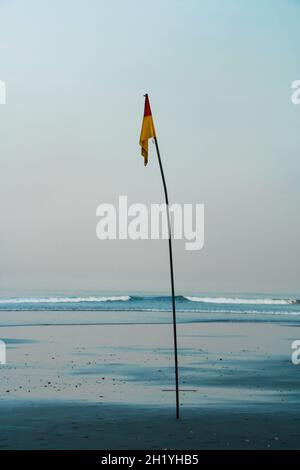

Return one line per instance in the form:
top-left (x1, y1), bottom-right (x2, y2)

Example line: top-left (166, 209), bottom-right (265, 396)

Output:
top-left (184, 296), bottom-right (295, 305)
top-left (0, 296), bottom-right (131, 304)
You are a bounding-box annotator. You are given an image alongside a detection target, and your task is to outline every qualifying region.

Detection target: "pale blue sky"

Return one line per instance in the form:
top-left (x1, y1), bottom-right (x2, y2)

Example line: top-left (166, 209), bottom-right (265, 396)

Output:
top-left (0, 0), bottom-right (300, 294)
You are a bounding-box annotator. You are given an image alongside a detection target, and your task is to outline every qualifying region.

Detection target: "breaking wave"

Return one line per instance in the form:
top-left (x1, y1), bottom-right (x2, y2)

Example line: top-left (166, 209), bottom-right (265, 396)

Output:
top-left (0, 295), bottom-right (131, 304)
top-left (184, 296), bottom-right (299, 305)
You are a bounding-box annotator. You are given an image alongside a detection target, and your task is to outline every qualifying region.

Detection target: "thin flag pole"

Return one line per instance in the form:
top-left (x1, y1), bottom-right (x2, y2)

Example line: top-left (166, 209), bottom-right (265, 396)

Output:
top-left (153, 136), bottom-right (180, 420)
top-left (139, 94), bottom-right (180, 419)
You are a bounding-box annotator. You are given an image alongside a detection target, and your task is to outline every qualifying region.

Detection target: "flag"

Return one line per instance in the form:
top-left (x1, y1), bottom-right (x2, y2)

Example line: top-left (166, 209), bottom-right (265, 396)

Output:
top-left (139, 94), bottom-right (156, 166)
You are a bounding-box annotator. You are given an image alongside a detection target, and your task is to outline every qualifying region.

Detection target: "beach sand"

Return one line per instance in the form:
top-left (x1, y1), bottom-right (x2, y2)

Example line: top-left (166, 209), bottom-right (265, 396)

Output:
top-left (0, 318), bottom-right (300, 449)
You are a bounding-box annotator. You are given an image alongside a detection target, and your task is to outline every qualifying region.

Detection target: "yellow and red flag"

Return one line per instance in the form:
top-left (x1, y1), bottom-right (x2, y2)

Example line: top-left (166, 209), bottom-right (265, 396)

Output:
top-left (139, 94), bottom-right (156, 166)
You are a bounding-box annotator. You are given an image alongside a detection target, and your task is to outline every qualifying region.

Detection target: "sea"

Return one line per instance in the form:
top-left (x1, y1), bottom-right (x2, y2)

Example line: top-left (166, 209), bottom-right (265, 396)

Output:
top-left (0, 293), bottom-right (299, 327)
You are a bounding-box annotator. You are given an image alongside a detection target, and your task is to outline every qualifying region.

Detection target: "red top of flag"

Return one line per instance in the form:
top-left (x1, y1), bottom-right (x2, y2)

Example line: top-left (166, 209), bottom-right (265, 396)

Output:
top-left (143, 94), bottom-right (152, 117)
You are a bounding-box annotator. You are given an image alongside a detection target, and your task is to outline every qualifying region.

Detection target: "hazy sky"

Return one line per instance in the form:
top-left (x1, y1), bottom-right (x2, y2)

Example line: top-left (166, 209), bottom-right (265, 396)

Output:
top-left (0, 0), bottom-right (300, 295)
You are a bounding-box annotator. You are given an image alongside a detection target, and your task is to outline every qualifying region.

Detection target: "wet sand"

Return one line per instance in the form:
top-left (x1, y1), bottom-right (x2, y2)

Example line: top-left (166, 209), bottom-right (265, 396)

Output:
top-left (1, 401), bottom-right (300, 450)
top-left (0, 319), bottom-right (300, 449)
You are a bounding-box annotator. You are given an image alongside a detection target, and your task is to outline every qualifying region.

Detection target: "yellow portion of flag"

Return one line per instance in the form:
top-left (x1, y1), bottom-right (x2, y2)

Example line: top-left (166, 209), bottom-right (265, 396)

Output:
top-left (139, 115), bottom-right (156, 166)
